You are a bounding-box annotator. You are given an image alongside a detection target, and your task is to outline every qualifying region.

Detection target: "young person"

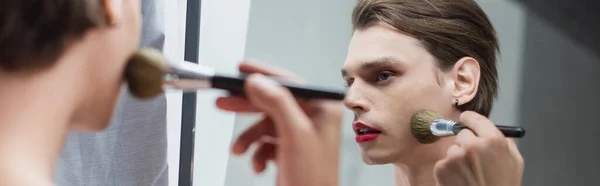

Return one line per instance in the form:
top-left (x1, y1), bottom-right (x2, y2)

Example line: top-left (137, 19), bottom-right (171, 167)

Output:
top-left (0, 0), bottom-right (142, 185)
top-left (222, 0), bottom-right (524, 185)
top-left (0, 1), bottom-right (328, 186)
top-left (54, 0), bottom-right (169, 185)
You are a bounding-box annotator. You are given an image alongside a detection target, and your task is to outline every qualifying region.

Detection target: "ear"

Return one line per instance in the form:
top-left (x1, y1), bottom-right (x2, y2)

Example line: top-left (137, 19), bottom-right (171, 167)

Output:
top-left (451, 57), bottom-right (480, 106)
top-left (104, 0), bottom-right (123, 25)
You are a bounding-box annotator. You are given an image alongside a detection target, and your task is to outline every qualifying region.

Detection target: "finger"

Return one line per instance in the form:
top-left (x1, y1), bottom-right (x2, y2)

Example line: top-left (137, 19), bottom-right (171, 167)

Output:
top-left (276, 173), bottom-right (284, 186)
top-left (506, 138), bottom-right (524, 162)
top-left (455, 128), bottom-right (477, 147)
top-left (216, 96), bottom-right (259, 112)
top-left (433, 159), bottom-right (452, 186)
top-left (232, 116), bottom-right (276, 155)
top-left (216, 96), bottom-right (312, 113)
top-left (459, 111), bottom-right (503, 138)
top-left (438, 145), bottom-right (474, 186)
top-left (252, 142), bottom-right (276, 173)
top-left (259, 135), bottom-right (280, 145)
top-left (238, 61), bottom-right (305, 83)
top-left (244, 74), bottom-right (313, 141)
top-left (445, 144), bottom-right (464, 159)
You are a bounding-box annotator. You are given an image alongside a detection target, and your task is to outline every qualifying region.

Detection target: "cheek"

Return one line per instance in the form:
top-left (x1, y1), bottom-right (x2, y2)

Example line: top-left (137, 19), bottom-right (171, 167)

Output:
top-left (402, 73), bottom-right (448, 105)
top-left (90, 60), bottom-right (125, 129)
top-left (93, 85), bottom-right (122, 130)
top-left (70, 87), bottom-right (121, 131)
top-left (367, 85), bottom-right (414, 137)
top-left (382, 77), bottom-right (448, 123)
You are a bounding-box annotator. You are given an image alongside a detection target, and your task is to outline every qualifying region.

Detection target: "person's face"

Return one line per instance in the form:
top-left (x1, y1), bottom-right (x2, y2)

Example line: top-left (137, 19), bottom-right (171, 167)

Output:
top-left (342, 23), bottom-right (455, 164)
top-left (71, 0), bottom-right (141, 131)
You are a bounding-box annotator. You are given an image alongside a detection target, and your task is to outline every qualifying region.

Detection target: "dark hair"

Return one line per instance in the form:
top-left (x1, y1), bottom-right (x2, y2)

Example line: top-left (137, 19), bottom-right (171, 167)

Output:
top-left (0, 0), bottom-right (108, 72)
top-left (352, 0), bottom-right (499, 117)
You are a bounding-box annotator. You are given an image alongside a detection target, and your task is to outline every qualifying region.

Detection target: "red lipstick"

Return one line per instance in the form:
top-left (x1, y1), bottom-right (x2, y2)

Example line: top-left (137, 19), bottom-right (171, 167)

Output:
top-left (353, 122), bottom-right (382, 143)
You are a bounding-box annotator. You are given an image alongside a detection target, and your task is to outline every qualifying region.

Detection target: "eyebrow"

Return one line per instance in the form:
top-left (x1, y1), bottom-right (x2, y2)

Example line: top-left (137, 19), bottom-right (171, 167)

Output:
top-left (341, 57), bottom-right (404, 77)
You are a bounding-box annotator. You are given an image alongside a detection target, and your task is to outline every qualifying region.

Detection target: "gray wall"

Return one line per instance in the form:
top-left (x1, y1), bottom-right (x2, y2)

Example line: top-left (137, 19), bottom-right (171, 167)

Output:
top-left (515, 0), bottom-right (600, 57)
top-left (223, 0), bottom-right (600, 185)
top-left (517, 6), bottom-right (600, 186)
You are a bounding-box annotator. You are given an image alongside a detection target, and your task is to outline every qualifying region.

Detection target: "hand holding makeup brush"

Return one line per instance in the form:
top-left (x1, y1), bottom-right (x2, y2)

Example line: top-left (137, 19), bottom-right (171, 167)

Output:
top-left (433, 111), bottom-right (524, 186)
top-left (216, 61), bottom-right (343, 186)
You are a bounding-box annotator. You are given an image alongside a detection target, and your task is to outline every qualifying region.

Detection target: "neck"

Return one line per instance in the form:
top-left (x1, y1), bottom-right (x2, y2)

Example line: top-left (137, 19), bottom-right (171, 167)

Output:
top-left (0, 46), bottom-right (90, 185)
top-left (393, 137), bottom-right (456, 186)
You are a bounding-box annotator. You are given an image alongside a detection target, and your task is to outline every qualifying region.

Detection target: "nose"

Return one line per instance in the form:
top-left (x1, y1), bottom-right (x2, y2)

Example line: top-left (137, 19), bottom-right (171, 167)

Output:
top-left (343, 84), bottom-right (371, 114)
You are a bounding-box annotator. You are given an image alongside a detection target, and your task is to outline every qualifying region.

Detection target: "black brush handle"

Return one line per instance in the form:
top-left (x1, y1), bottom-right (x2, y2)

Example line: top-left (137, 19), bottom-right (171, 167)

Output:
top-left (210, 73), bottom-right (346, 100)
top-left (452, 124), bottom-right (526, 138)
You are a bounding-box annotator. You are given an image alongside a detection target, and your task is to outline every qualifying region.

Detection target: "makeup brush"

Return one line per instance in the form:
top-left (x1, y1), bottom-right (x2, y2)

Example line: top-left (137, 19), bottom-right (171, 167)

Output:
top-left (123, 48), bottom-right (347, 100)
top-left (411, 109), bottom-right (526, 144)
top-left (124, 48), bottom-right (169, 99)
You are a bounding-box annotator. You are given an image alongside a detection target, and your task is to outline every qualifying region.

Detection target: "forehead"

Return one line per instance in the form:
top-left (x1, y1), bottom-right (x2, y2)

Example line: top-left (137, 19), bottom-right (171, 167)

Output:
top-left (342, 23), bottom-right (434, 74)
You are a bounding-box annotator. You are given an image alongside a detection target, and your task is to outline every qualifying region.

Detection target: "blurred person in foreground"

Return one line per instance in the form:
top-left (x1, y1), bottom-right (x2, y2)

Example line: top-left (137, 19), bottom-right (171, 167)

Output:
top-left (0, 0), bottom-right (142, 185)
top-left (53, 0), bottom-right (170, 185)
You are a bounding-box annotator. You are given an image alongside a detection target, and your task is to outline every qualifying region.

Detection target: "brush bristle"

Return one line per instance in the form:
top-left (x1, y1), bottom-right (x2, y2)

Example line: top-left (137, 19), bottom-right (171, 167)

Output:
top-left (411, 109), bottom-right (443, 144)
top-left (124, 48), bottom-right (168, 99)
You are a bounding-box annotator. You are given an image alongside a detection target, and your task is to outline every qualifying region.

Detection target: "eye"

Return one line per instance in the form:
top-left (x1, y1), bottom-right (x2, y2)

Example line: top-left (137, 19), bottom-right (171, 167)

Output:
top-left (344, 78), bottom-right (354, 87)
top-left (375, 71), bottom-right (394, 82)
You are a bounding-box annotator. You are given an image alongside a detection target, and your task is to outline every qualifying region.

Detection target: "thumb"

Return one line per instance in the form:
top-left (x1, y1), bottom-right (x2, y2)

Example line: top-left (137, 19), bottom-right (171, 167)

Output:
top-left (244, 74), bottom-right (313, 139)
top-left (506, 138), bottom-right (524, 162)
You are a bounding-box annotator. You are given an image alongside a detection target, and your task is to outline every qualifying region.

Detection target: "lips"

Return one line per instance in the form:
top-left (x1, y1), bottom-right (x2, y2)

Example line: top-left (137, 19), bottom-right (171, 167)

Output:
top-left (353, 122), bottom-right (382, 143)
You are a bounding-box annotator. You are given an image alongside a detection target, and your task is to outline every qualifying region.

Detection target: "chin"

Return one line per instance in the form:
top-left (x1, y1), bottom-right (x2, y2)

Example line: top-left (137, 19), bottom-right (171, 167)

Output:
top-left (68, 122), bottom-right (110, 132)
top-left (87, 108), bottom-right (117, 131)
top-left (359, 147), bottom-right (402, 165)
top-left (88, 119), bottom-right (112, 131)
top-left (68, 115), bottom-right (112, 132)
top-left (68, 101), bottom-right (117, 132)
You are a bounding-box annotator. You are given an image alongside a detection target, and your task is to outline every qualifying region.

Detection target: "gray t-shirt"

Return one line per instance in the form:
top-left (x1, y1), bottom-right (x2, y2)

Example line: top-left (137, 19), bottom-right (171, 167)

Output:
top-left (54, 1), bottom-right (168, 185)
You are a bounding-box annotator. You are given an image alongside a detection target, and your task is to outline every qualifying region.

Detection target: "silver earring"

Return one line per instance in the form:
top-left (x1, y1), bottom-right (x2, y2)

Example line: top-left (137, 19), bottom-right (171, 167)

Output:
top-left (454, 99), bottom-right (459, 107)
